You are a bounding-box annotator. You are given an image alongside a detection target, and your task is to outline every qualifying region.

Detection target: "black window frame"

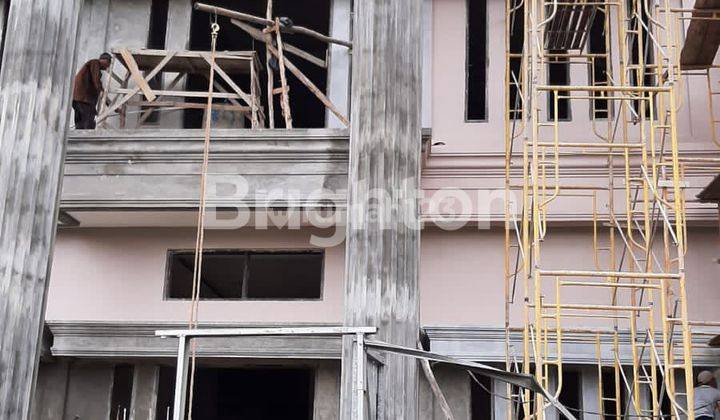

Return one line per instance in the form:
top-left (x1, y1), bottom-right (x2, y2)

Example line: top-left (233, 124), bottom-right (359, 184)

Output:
top-left (587, 8), bottom-right (612, 120)
top-left (547, 50), bottom-right (572, 121)
top-left (508, 0), bottom-right (525, 121)
top-left (163, 248), bottom-right (325, 301)
top-left (466, 0), bottom-right (489, 122)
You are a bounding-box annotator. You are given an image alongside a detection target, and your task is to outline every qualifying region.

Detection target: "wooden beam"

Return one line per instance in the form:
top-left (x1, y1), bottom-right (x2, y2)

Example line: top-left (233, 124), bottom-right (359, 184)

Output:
top-left (194, 2), bottom-right (352, 48)
top-left (274, 19), bottom-right (293, 128)
top-left (232, 19), bottom-right (349, 126)
top-left (199, 52), bottom-right (255, 106)
top-left (265, 0), bottom-right (275, 128)
top-left (283, 43), bottom-right (327, 68)
top-left (98, 51), bottom-right (175, 121)
top-left (118, 48), bottom-right (158, 101)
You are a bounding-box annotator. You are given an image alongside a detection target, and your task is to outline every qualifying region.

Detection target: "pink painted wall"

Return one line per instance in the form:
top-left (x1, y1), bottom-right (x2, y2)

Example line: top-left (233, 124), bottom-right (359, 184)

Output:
top-left (46, 228), bottom-right (345, 323)
top-left (430, 0), bottom-right (717, 154)
top-left (46, 227), bottom-right (720, 326)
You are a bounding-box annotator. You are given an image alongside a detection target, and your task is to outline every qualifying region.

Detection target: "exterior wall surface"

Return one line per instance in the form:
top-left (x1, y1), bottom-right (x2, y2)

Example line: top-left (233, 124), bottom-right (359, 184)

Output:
top-left (46, 226), bottom-right (720, 326)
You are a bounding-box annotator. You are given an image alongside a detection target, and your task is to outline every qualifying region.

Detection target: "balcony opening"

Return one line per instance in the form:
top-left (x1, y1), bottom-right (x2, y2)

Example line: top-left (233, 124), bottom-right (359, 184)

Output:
top-left (109, 364), bottom-right (134, 420)
top-left (156, 366), bottom-right (315, 420)
top-left (165, 249), bottom-right (323, 300)
top-left (470, 373), bottom-right (493, 419)
top-left (185, 0), bottom-right (331, 129)
top-left (466, 0), bottom-right (488, 121)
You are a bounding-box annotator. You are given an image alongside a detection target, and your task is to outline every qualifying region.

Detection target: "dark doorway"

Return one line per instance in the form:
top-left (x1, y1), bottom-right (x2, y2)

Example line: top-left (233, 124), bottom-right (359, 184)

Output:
top-left (109, 364), bottom-right (134, 420)
top-left (157, 366), bottom-right (315, 420)
top-left (185, 0), bottom-right (331, 129)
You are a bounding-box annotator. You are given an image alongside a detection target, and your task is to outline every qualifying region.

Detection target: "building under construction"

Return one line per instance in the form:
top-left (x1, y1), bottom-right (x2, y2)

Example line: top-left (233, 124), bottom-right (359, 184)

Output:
top-left (0, 0), bottom-right (719, 419)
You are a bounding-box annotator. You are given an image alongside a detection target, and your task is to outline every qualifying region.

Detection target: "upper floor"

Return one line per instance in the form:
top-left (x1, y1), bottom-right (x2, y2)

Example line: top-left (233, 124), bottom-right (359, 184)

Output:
top-left (2, 0), bottom-right (719, 225)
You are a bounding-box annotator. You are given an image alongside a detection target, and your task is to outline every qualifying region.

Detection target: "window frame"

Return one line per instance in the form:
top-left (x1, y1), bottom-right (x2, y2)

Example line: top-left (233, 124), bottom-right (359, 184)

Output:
top-left (163, 248), bottom-right (325, 301)
top-left (546, 51), bottom-right (572, 122)
top-left (465, 0), bottom-right (489, 123)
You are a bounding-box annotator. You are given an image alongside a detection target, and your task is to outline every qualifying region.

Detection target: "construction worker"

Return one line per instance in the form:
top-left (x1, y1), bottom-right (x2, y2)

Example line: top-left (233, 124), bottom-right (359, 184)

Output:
top-left (72, 52), bottom-right (112, 129)
top-left (694, 370), bottom-right (720, 420)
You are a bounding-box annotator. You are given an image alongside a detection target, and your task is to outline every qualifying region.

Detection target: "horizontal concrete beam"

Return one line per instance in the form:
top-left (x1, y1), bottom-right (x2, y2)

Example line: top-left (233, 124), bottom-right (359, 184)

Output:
top-left (61, 129), bottom-right (432, 211)
top-left (47, 322), bottom-right (720, 365)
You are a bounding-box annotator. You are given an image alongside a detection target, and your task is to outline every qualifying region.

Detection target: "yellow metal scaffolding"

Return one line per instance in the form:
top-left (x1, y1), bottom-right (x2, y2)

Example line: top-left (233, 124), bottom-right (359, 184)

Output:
top-left (502, 0), bottom-right (711, 416)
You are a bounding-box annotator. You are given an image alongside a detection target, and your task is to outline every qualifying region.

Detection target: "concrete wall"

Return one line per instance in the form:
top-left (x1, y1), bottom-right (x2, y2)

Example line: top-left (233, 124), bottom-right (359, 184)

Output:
top-left (47, 227), bottom-right (345, 323)
top-left (63, 363), bottom-right (114, 420)
top-left (430, 0), bottom-right (716, 155)
top-left (31, 362), bottom-right (70, 420)
top-left (45, 226), bottom-right (720, 326)
top-left (313, 361), bottom-right (341, 419)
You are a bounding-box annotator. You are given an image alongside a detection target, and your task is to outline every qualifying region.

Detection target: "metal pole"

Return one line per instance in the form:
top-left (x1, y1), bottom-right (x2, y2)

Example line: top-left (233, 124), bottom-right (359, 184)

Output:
top-left (172, 336), bottom-right (190, 420)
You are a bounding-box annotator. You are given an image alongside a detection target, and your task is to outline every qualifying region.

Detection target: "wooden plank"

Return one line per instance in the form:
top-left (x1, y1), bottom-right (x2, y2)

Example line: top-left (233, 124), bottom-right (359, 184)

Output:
top-left (97, 52), bottom-right (176, 121)
top-left (136, 72), bottom-right (185, 126)
top-left (118, 48), bottom-right (158, 101)
top-left (127, 100), bottom-right (252, 112)
top-left (194, 2), bottom-right (353, 48)
top-left (199, 52), bottom-right (255, 106)
top-left (265, 0), bottom-right (275, 128)
top-left (232, 19), bottom-right (350, 126)
top-left (680, 0), bottom-right (720, 68)
top-left (275, 19), bottom-right (293, 128)
top-left (283, 43), bottom-right (327, 68)
top-left (113, 88), bottom-right (241, 99)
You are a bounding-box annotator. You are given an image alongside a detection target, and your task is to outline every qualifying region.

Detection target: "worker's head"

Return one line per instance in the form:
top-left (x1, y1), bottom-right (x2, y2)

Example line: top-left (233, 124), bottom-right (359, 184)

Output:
top-left (698, 370), bottom-right (716, 387)
top-left (99, 52), bottom-right (112, 69)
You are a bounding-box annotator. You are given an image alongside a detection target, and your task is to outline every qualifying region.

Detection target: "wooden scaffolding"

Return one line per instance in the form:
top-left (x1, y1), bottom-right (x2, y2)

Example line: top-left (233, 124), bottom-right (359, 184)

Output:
top-left (98, 48), bottom-right (265, 128)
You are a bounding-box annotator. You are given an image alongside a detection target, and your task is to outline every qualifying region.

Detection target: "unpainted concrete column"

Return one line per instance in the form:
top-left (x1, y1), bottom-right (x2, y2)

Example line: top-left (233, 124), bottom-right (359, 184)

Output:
top-left (313, 361), bottom-right (341, 420)
top-left (340, 0), bottom-right (423, 418)
top-left (63, 364), bottom-right (114, 420)
top-left (0, 1), bottom-right (82, 418)
top-left (580, 366), bottom-right (602, 420)
top-left (161, 0), bottom-right (192, 129)
top-left (325, 0), bottom-right (351, 128)
top-left (493, 378), bottom-right (511, 420)
top-left (31, 362), bottom-right (71, 420)
top-left (130, 364), bottom-right (159, 420)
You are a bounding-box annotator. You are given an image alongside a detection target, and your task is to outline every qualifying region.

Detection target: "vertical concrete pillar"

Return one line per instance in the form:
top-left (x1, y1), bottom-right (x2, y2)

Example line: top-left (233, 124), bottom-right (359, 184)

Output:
top-left (0, 1), bottom-right (82, 418)
top-left (325, 0), bottom-right (351, 128)
top-left (130, 364), bottom-right (159, 420)
top-left (31, 362), bottom-right (71, 420)
top-left (312, 362), bottom-right (341, 420)
top-left (340, 0), bottom-right (423, 418)
top-left (493, 378), bottom-right (511, 420)
top-left (161, 0), bottom-right (192, 129)
top-left (580, 366), bottom-right (602, 420)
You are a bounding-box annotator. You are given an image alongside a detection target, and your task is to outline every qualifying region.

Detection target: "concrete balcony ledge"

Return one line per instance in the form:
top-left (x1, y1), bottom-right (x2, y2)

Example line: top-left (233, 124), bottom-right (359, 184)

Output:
top-left (61, 128), bottom-right (352, 213)
top-left (66, 128), bottom-right (351, 157)
top-left (61, 128), bottom-right (432, 224)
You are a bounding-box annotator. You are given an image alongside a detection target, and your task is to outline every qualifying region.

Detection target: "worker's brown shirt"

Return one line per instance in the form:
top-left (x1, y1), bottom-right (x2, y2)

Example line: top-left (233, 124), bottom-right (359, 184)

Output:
top-left (73, 59), bottom-right (104, 104)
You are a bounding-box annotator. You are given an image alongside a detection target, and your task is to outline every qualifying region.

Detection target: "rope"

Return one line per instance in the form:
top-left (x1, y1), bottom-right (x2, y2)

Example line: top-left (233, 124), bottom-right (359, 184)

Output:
top-left (186, 19), bottom-right (220, 420)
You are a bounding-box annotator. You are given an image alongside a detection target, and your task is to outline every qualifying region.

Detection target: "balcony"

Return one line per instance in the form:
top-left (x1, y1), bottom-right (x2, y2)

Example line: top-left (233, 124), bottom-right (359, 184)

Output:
top-left (60, 128), bottom-right (432, 227)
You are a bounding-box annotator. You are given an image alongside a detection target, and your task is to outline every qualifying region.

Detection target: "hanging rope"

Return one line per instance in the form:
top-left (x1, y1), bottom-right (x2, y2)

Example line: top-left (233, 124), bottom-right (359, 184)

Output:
top-left (186, 18), bottom-right (220, 420)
